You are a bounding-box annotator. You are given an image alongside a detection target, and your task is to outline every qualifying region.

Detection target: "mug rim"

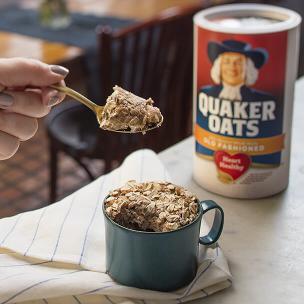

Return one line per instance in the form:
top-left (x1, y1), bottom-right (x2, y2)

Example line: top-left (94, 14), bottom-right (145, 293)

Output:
top-left (102, 195), bottom-right (204, 235)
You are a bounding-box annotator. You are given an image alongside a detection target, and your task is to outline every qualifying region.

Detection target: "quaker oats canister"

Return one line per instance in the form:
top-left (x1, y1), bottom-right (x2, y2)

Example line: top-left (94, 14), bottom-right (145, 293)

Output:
top-left (193, 4), bottom-right (301, 198)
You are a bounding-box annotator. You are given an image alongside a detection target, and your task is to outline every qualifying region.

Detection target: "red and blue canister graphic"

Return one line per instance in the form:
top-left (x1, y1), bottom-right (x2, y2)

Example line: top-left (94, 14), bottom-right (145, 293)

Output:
top-left (193, 4), bottom-right (301, 197)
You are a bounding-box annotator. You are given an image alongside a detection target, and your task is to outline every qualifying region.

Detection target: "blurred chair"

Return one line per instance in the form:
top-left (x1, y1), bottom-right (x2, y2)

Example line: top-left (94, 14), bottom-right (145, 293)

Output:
top-left (45, 2), bottom-right (235, 203)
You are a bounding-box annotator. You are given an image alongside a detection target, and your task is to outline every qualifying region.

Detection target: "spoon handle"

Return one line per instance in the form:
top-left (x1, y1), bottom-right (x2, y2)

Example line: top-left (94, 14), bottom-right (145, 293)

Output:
top-left (50, 84), bottom-right (98, 113)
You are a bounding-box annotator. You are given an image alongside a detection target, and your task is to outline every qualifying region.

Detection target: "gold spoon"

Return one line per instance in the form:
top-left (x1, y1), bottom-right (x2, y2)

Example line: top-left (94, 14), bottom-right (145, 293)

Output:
top-left (50, 84), bottom-right (163, 133)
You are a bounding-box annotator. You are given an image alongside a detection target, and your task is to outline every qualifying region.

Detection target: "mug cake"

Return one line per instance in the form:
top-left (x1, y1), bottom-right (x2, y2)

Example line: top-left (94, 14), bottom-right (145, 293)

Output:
top-left (104, 180), bottom-right (199, 232)
top-left (99, 86), bottom-right (163, 133)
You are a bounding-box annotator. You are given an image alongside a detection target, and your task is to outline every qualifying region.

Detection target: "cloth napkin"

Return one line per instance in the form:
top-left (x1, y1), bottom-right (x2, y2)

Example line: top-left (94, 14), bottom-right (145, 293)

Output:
top-left (0, 150), bottom-right (232, 304)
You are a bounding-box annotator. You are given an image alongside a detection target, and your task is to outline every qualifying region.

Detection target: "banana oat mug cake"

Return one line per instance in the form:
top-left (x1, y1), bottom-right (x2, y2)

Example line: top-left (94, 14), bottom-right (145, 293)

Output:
top-left (99, 86), bottom-right (163, 133)
top-left (104, 180), bottom-right (199, 232)
top-left (103, 180), bottom-right (224, 291)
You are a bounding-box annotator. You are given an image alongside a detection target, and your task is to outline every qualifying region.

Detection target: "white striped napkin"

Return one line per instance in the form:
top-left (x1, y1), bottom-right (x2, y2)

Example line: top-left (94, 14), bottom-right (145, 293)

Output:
top-left (0, 149), bottom-right (232, 304)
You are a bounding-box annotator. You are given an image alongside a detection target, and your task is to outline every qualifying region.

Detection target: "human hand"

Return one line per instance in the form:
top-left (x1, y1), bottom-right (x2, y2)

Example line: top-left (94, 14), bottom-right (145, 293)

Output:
top-left (0, 58), bottom-right (69, 160)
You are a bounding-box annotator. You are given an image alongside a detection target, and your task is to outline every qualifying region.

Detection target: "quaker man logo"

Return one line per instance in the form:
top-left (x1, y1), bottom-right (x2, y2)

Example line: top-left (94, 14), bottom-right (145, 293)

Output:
top-left (205, 39), bottom-right (269, 100)
top-left (196, 39), bottom-right (283, 183)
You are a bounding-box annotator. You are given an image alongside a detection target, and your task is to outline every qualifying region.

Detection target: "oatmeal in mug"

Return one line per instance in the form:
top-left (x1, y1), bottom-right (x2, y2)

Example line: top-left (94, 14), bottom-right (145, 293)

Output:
top-left (104, 181), bottom-right (199, 232)
top-left (102, 181), bottom-right (224, 291)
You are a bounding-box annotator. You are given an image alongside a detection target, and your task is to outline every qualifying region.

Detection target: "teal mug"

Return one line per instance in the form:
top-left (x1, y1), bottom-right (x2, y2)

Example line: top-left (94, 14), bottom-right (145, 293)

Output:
top-left (102, 198), bottom-right (224, 291)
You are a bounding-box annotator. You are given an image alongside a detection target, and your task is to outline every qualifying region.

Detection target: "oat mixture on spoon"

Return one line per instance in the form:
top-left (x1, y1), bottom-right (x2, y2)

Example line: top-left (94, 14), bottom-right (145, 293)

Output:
top-left (99, 86), bottom-right (163, 133)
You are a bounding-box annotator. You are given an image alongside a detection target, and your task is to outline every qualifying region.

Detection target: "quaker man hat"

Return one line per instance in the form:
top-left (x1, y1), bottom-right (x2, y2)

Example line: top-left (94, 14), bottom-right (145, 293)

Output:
top-left (208, 39), bottom-right (268, 69)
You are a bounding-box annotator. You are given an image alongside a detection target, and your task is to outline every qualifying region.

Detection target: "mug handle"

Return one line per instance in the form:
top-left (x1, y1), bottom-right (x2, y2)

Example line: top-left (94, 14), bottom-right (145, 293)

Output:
top-left (199, 200), bottom-right (224, 246)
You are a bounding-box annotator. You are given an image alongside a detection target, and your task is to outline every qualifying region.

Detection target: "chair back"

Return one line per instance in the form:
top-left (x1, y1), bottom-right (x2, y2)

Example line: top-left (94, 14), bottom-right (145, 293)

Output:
top-left (93, 2), bottom-right (236, 164)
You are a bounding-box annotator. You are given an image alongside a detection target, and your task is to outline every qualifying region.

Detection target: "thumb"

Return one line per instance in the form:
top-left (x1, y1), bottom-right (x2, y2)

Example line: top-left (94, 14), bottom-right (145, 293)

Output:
top-left (0, 58), bottom-right (69, 88)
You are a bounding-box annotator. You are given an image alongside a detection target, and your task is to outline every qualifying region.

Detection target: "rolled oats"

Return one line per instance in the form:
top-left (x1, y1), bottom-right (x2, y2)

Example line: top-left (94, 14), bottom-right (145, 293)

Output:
top-left (104, 181), bottom-right (199, 232)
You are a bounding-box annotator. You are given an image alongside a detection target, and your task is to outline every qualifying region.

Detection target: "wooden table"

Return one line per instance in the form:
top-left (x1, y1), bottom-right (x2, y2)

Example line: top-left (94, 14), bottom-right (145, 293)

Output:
top-left (1, 0), bottom-right (205, 89)
top-left (9, 0), bottom-right (202, 72)
top-left (0, 31), bottom-right (84, 87)
top-left (21, 0), bottom-right (202, 20)
top-left (158, 77), bottom-right (304, 303)
top-left (4, 0), bottom-right (230, 87)
top-left (0, 31), bottom-right (82, 65)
